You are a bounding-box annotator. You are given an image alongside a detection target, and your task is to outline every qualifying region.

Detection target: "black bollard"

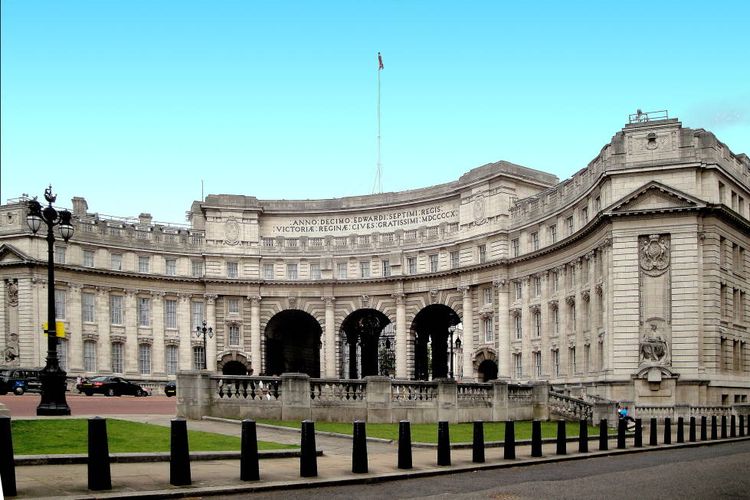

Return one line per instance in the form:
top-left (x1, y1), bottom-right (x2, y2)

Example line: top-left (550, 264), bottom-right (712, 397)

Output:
top-left (556, 420), bottom-right (566, 455)
top-left (170, 418), bottom-right (191, 486)
top-left (617, 418), bottom-right (626, 449)
top-left (397, 420), bottom-right (412, 469)
top-left (437, 421), bottom-right (451, 466)
top-left (531, 420), bottom-right (543, 457)
top-left (599, 419), bottom-right (608, 451)
top-left (721, 415), bottom-right (727, 439)
top-left (649, 418), bottom-right (658, 446)
top-left (634, 419), bottom-right (643, 448)
top-left (711, 415), bottom-right (718, 440)
top-left (0, 416), bottom-right (17, 497)
top-left (472, 420), bottom-right (485, 463)
top-left (663, 417), bottom-right (672, 445)
top-left (689, 416), bottom-right (696, 442)
top-left (730, 415), bottom-right (736, 438)
top-left (504, 421), bottom-right (516, 460)
top-left (88, 417), bottom-right (112, 491)
top-left (240, 419), bottom-right (260, 481)
top-left (701, 416), bottom-right (708, 441)
top-left (740, 415), bottom-right (745, 437)
top-left (578, 419), bottom-right (588, 453)
top-left (300, 420), bottom-right (317, 477)
top-left (352, 420), bottom-right (368, 473)
top-left (677, 417), bottom-right (684, 443)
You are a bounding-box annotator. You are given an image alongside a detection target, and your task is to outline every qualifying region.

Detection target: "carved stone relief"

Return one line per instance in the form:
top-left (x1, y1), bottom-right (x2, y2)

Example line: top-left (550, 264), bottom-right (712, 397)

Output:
top-left (638, 234), bottom-right (672, 367)
top-left (224, 218), bottom-right (240, 245)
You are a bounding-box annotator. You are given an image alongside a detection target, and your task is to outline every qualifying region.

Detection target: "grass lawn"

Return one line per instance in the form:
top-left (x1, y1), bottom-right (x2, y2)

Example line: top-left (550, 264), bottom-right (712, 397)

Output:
top-left (255, 419), bottom-right (604, 443)
top-left (11, 419), bottom-right (295, 455)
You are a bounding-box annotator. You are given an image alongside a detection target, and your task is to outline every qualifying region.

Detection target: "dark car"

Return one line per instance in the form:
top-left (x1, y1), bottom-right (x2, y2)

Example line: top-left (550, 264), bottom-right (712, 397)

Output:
top-left (164, 381), bottom-right (176, 397)
top-left (0, 368), bottom-right (43, 395)
top-left (78, 376), bottom-right (149, 397)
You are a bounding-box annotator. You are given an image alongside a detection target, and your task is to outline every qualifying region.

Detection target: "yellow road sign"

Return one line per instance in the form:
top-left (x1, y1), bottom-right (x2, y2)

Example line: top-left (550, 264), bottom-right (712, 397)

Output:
top-left (42, 321), bottom-right (66, 337)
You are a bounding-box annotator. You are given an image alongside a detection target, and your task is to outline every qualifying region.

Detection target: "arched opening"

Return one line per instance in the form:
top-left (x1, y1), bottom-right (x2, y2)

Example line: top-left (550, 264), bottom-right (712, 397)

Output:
top-left (264, 310), bottom-right (322, 377)
top-left (222, 360), bottom-right (248, 376)
top-left (411, 304), bottom-right (461, 380)
top-left (478, 359), bottom-right (498, 382)
top-left (339, 309), bottom-right (392, 379)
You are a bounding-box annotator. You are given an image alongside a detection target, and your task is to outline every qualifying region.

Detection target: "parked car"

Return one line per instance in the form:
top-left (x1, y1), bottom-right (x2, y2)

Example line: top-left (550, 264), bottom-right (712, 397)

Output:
top-left (77, 376), bottom-right (149, 397)
top-left (0, 368), bottom-right (43, 395)
top-left (164, 381), bottom-right (176, 397)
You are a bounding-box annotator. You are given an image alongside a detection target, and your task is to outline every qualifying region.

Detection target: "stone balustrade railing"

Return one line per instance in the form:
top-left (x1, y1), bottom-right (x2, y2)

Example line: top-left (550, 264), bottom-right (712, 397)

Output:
top-left (548, 391), bottom-right (593, 421)
top-left (392, 381), bottom-right (438, 401)
top-left (310, 379), bottom-right (366, 402)
top-left (214, 375), bottom-right (281, 401)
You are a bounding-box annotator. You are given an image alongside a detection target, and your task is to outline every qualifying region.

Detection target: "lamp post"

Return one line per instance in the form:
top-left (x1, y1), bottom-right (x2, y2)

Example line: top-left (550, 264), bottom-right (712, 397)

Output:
top-left (26, 186), bottom-right (74, 416)
top-left (196, 320), bottom-right (213, 370)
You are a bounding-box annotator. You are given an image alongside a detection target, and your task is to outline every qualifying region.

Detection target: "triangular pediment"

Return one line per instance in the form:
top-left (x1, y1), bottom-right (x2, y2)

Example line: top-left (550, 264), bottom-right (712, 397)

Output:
top-left (609, 182), bottom-right (704, 215)
top-left (0, 244), bottom-right (33, 265)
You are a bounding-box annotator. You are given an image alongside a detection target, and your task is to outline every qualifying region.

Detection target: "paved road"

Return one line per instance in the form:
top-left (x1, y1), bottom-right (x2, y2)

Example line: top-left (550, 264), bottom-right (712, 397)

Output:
top-left (225, 440), bottom-right (750, 500)
top-left (0, 393), bottom-right (177, 417)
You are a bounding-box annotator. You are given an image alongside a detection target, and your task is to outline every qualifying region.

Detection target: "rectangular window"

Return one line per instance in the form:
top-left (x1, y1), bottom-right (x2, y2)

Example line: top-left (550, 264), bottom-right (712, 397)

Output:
top-left (138, 344), bottom-right (151, 375)
top-left (569, 346), bottom-right (577, 374)
top-left (534, 351), bottom-right (542, 378)
top-left (514, 314), bottom-right (523, 340)
top-left (165, 345), bottom-right (179, 375)
top-left (191, 260), bottom-right (203, 277)
top-left (110, 295), bottom-right (123, 325)
top-left (138, 256), bottom-right (150, 273)
top-left (193, 346), bottom-right (205, 370)
top-left (191, 301), bottom-right (204, 331)
top-left (594, 196), bottom-right (601, 212)
top-left (164, 299), bottom-right (177, 329)
top-left (552, 349), bottom-right (560, 376)
top-left (720, 284), bottom-right (727, 318)
top-left (381, 260), bottom-right (391, 277)
top-left (530, 232), bottom-right (539, 251)
top-left (478, 244), bottom-right (487, 263)
top-left (514, 282), bottom-right (522, 301)
top-left (552, 307), bottom-right (559, 334)
top-left (82, 292), bottom-right (95, 323)
top-left (111, 254), bottom-right (122, 271)
top-left (598, 341), bottom-right (604, 371)
top-left (483, 317), bottom-right (494, 343)
top-left (450, 251), bottom-right (459, 269)
top-left (54, 245), bottom-right (66, 264)
top-left (112, 343), bottom-right (124, 373)
top-left (720, 237), bottom-right (726, 269)
top-left (511, 238), bottom-right (520, 257)
top-left (55, 289), bottom-right (66, 320)
top-left (570, 266), bottom-right (577, 287)
top-left (229, 324), bottom-right (240, 346)
top-left (584, 344), bottom-right (591, 373)
top-left (483, 288), bottom-right (492, 305)
top-left (734, 245), bottom-right (745, 276)
top-left (137, 297), bottom-right (151, 327)
top-left (360, 261), bottom-right (371, 278)
top-left (514, 353), bottom-right (523, 378)
top-left (549, 224), bottom-right (557, 244)
top-left (570, 303), bottom-right (576, 330)
top-left (407, 257), bottom-right (417, 275)
top-left (227, 298), bottom-right (240, 315)
top-left (534, 311), bottom-right (542, 337)
top-left (429, 254), bottom-right (439, 272)
top-left (551, 271), bottom-right (559, 292)
top-left (227, 261), bottom-right (239, 278)
top-left (83, 341), bottom-right (97, 372)
top-left (83, 249), bottom-right (95, 268)
top-left (310, 262), bottom-right (322, 280)
top-left (581, 207), bottom-right (588, 223)
top-left (566, 216), bottom-right (574, 236)
top-left (263, 263), bottom-right (275, 280)
top-left (286, 263), bottom-right (298, 279)
top-left (337, 262), bottom-right (348, 279)
top-left (166, 259), bottom-right (177, 276)
top-left (534, 277), bottom-right (541, 297)
top-left (57, 340), bottom-right (67, 370)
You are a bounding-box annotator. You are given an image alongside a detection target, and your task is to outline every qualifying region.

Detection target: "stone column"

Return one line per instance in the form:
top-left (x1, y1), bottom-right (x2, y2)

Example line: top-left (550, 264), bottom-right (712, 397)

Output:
top-left (494, 279), bottom-right (510, 378)
top-left (437, 378), bottom-right (458, 422)
top-left (280, 373), bottom-right (312, 421)
top-left (96, 287), bottom-right (111, 373)
top-left (205, 295), bottom-right (218, 371)
top-left (249, 295), bottom-right (262, 375)
top-left (67, 284), bottom-right (83, 371)
top-left (540, 273), bottom-right (550, 377)
top-left (394, 293), bottom-right (407, 379)
top-left (323, 296), bottom-right (336, 377)
top-left (124, 289), bottom-right (138, 375)
top-left (152, 292), bottom-right (166, 376)
top-left (178, 294), bottom-right (192, 370)
top-left (460, 286), bottom-right (474, 381)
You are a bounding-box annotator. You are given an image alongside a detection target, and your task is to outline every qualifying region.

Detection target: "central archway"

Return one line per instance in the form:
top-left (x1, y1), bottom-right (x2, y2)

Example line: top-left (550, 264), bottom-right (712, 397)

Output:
top-left (411, 304), bottom-right (461, 380)
top-left (264, 310), bottom-right (322, 377)
top-left (339, 309), bottom-right (391, 379)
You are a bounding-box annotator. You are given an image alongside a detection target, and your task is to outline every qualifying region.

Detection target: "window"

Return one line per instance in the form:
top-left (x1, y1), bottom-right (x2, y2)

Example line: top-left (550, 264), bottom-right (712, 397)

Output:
top-left (735, 289), bottom-right (745, 323)
top-left (193, 346), bottom-right (205, 370)
top-left (530, 232), bottom-right (539, 251)
top-left (166, 345), bottom-right (179, 375)
top-left (112, 343), bottom-right (124, 373)
top-left (534, 311), bottom-right (542, 337)
top-left (191, 301), bottom-right (205, 331)
top-left (191, 260), bottom-right (203, 277)
top-left (139, 344), bottom-right (151, 375)
top-left (734, 245), bottom-right (745, 276)
top-left (407, 257), bottom-right (417, 275)
top-left (429, 254), bottom-right (439, 272)
top-left (310, 262), bottom-right (322, 280)
top-left (511, 238), bottom-right (520, 257)
top-left (227, 298), bottom-right (240, 315)
top-left (581, 207), bottom-right (588, 223)
top-left (110, 295), bottom-right (123, 325)
top-left (83, 341), bottom-right (97, 372)
top-left (514, 353), bottom-right (523, 378)
top-left (138, 256), bottom-right (150, 273)
top-left (57, 340), bottom-right (67, 370)
top-left (552, 307), bottom-right (559, 334)
top-left (82, 292), bottom-right (95, 323)
top-left (718, 181), bottom-right (726, 204)
top-left (164, 299), bottom-right (177, 329)
top-left (478, 244), bottom-right (487, 263)
top-left (54, 245), bottom-right (66, 264)
top-left (514, 282), bottom-right (522, 301)
top-left (551, 271), bottom-right (559, 293)
top-left (569, 346), bottom-right (577, 374)
top-left (570, 303), bottom-right (576, 330)
top-left (450, 251), bottom-right (459, 269)
top-left (584, 344), bottom-right (591, 373)
top-left (111, 254), bottom-right (122, 271)
top-left (598, 341), bottom-right (604, 371)
top-left (55, 289), bottom-right (66, 320)
top-left (83, 249), bottom-right (95, 267)
top-left (483, 288), bottom-right (493, 305)
top-left (552, 349), bottom-right (560, 377)
top-left (533, 351), bottom-right (542, 378)
top-left (263, 263), bottom-right (275, 280)
top-left (227, 261), bottom-right (239, 278)
top-left (549, 225), bottom-right (557, 244)
top-left (381, 260), bottom-right (391, 277)
top-left (594, 196), bottom-right (601, 212)
top-left (533, 277), bottom-right (541, 297)
top-left (360, 261), bottom-right (370, 278)
top-left (166, 258), bottom-right (177, 276)
top-left (229, 324), bottom-right (240, 346)
top-left (287, 263), bottom-right (298, 279)
top-left (721, 284), bottom-right (728, 318)
top-left (137, 297), bottom-right (151, 327)
top-left (566, 216), bottom-right (574, 236)
top-left (570, 266), bottom-right (577, 287)
top-left (514, 313), bottom-right (523, 340)
top-left (483, 317), bottom-right (494, 343)
top-left (337, 262), bottom-right (348, 279)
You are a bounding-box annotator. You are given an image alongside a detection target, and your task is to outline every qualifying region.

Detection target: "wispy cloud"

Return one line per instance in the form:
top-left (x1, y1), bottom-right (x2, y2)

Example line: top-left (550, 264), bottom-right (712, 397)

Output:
top-left (685, 97), bottom-right (750, 128)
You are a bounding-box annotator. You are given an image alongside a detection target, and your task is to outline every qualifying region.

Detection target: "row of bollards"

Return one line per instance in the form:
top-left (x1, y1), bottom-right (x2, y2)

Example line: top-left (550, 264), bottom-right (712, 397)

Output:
top-left (1, 413), bottom-right (749, 496)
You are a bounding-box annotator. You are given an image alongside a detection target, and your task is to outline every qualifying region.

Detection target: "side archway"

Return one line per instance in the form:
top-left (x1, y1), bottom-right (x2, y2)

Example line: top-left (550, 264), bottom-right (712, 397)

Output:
top-left (217, 351), bottom-right (252, 375)
top-left (264, 310), bottom-right (322, 377)
top-left (339, 309), bottom-right (392, 379)
top-left (473, 348), bottom-right (498, 382)
top-left (411, 304), bottom-right (461, 380)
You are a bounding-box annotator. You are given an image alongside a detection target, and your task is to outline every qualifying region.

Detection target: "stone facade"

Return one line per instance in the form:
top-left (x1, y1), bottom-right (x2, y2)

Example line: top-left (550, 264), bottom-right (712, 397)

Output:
top-left (0, 116), bottom-right (748, 406)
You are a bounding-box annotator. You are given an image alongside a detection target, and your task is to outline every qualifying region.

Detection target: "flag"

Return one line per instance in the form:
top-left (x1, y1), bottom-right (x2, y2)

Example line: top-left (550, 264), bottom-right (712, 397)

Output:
top-left (378, 52), bottom-right (384, 70)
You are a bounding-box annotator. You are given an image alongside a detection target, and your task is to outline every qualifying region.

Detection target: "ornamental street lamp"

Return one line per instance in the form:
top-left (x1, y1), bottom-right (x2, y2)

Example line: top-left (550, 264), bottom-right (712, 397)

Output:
top-left (27, 186), bottom-right (74, 416)
top-left (448, 326), bottom-right (463, 380)
top-left (196, 320), bottom-right (213, 370)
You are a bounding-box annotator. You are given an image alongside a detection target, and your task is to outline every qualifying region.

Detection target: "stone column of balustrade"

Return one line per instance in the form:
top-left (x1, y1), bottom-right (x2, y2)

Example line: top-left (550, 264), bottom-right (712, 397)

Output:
top-left (249, 296), bottom-right (261, 375)
top-left (205, 295), bottom-right (218, 371)
top-left (394, 293), bottom-right (407, 379)
top-left (494, 280), bottom-right (511, 379)
top-left (460, 286), bottom-right (474, 381)
top-left (152, 292), bottom-right (166, 376)
top-left (124, 290), bottom-right (138, 375)
top-left (323, 297), bottom-right (336, 377)
top-left (96, 288), bottom-right (111, 373)
top-left (178, 295), bottom-right (192, 370)
top-left (67, 284), bottom-right (83, 372)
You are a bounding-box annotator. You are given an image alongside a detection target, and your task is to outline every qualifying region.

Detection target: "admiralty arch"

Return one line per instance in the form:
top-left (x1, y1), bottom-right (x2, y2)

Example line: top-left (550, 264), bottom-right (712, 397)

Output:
top-left (1, 114), bottom-right (749, 406)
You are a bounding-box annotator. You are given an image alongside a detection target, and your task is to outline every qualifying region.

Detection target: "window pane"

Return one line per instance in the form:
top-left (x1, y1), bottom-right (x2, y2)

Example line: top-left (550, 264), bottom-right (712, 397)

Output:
top-left (112, 343), bottom-right (124, 373)
top-left (83, 341), bottom-right (97, 372)
top-left (166, 345), bottom-right (179, 375)
top-left (138, 344), bottom-right (151, 374)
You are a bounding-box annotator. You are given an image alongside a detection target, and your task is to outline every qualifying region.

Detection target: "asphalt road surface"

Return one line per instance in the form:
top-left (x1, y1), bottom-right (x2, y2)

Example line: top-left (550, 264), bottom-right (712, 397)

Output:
top-left (226, 440), bottom-right (750, 500)
top-left (0, 393), bottom-right (177, 417)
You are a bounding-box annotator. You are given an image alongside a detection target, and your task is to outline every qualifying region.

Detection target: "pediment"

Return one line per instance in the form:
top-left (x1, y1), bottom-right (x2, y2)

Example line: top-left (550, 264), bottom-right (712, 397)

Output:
top-left (609, 182), bottom-right (704, 215)
top-left (0, 244), bottom-right (33, 265)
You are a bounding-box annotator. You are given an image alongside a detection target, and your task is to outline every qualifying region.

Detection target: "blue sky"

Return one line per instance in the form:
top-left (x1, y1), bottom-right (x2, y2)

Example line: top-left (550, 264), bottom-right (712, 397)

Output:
top-left (2, 0), bottom-right (748, 223)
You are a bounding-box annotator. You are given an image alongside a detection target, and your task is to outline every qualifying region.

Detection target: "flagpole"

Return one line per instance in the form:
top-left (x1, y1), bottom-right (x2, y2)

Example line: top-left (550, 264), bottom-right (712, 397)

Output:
top-left (373, 53), bottom-right (383, 194)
